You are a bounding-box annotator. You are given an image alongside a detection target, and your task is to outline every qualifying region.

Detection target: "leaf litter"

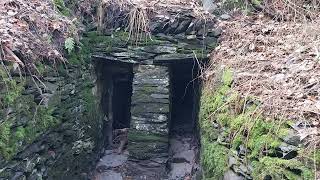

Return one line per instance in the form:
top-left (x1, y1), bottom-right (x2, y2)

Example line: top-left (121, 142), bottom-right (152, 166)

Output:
top-left (206, 14), bottom-right (319, 177)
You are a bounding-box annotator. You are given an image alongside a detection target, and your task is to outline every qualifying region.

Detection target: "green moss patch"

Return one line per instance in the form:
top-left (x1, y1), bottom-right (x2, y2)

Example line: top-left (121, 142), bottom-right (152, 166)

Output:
top-left (252, 157), bottom-right (313, 180)
top-left (0, 77), bottom-right (58, 160)
top-left (201, 138), bottom-right (228, 179)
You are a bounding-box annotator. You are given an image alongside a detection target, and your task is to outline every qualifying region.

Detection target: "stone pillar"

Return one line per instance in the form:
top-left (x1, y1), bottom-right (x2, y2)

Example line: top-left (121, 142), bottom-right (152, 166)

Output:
top-left (128, 64), bottom-right (170, 163)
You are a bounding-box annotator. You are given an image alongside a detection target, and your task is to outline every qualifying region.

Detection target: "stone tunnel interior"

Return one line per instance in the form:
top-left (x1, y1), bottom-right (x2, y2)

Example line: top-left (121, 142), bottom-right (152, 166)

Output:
top-left (95, 59), bottom-right (203, 137)
top-left (169, 61), bottom-right (201, 136)
top-left (94, 57), bottom-right (204, 144)
top-left (94, 57), bottom-right (205, 179)
top-left (94, 58), bottom-right (134, 148)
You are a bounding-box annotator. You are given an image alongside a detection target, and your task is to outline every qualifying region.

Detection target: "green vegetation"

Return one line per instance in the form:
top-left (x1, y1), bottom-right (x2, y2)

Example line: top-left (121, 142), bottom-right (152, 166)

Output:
top-left (199, 68), bottom-right (314, 179)
top-left (0, 92), bottom-right (58, 160)
top-left (252, 157), bottom-right (313, 180)
top-left (201, 138), bottom-right (228, 179)
top-left (53, 0), bottom-right (71, 16)
top-left (0, 63), bottom-right (60, 160)
top-left (65, 37), bottom-right (75, 54)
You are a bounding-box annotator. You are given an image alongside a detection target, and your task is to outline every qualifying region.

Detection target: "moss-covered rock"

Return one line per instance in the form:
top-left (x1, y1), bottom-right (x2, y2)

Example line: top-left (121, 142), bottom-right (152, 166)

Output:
top-left (0, 36), bottom-right (105, 179)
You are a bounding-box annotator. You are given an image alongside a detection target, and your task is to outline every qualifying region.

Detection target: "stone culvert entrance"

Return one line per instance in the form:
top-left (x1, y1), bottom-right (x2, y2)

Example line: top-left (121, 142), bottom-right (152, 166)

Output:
top-left (93, 54), bottom-right (205, 180)
top-left (89, 7), bottom-right (219, 180)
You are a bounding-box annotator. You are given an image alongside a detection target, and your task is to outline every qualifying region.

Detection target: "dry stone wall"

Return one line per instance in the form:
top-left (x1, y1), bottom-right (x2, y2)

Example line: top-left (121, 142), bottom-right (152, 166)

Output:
top-left (0, 60), bottom-right (105, 180)
top-left (126, 65), bottom-right (170, 179)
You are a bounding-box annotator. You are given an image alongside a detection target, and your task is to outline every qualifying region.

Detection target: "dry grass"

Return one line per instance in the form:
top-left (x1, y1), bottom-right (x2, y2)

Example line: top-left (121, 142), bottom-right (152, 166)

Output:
top-left (126, 6), bottom-right (151, 44)
top-left (207, 14), bottom-right (320, 121)
top-left (259, 0), bottom-right (320, 20)
top-left (0, 0), bottom-right (76, 68)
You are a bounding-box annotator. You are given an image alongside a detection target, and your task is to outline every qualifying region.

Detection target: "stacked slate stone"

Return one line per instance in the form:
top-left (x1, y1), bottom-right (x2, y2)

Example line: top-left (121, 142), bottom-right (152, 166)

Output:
top-left (127, 65), bottom-right (170, 178)
top-left (92, 9), bottom-right (221, 65)
top-left (0, 62), bottom-right (105, 179)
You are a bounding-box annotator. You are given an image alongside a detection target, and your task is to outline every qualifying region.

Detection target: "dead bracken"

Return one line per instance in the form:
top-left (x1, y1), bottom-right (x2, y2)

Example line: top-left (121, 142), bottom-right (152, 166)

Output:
top-left (206, 13), bottom-right (320, 178)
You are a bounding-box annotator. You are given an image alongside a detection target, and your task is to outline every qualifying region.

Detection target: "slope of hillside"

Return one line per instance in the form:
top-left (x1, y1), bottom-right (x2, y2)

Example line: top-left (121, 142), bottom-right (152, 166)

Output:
top-left (202, 13), bottom-right (320, 179)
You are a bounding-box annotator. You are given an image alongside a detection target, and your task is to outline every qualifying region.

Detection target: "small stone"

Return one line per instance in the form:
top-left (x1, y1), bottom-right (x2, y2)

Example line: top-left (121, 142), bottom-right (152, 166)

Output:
top-left (5, 107), bottom-right (14, 116)
top-left (12, 172), bottom-right (25, 180)
top-left (203, 0), bottom-right (218, 13)
top-left (271, 73), bottom-right (285, 83)
top-left (282, 130), bottom-right (301, 146)
top-left (150, 94), bottom-right (169, 99)
top-left (43, 82), bottom-right (58, 94)
top-left (220, 14), bottom-right (231, 20)
top-left (43, 77), bottom-right (63, 82)
top-left (197, 28), bottom-right (206, 37)
top-left (174, 33), bottom-right (186, 40)
top-left (10, 62), bottom-right (21, 76)
top-left (185, 21), bottom-right (196, 34)
top-left (97, 152), bottom-right (127, 168)
top-left (279, 142), bottom-right (299, 159)
top-left (308, 78), bottom-right (317, 84)
top-left (111, 51), bottom-right (155, 60)
top-left (279, 142), bottom-right (299, 152)
top-left (224, 170), bottom-right (244, 180)
top-left (165, 19), bottom-right (180, 34)
top-left (154, 54), bottom-right (195, 62)
top-left (208, 28), bottom-right (223, 37)
top-left (174, 20), bottom-right (192, 34)
top-left (228, 156), bottom-right (237, 167)
top-left (140, 45), bottom-right (177, 54)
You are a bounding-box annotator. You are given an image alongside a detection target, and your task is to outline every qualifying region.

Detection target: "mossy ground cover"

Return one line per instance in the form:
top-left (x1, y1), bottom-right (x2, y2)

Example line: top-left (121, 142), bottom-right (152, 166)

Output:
top-left (199, 69), bottom-right (315, 179)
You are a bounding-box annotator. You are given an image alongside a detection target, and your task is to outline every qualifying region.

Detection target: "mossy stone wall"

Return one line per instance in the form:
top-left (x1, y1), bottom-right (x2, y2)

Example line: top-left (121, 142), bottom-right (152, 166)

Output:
top-left (0, 49), bottom-right (105, 179)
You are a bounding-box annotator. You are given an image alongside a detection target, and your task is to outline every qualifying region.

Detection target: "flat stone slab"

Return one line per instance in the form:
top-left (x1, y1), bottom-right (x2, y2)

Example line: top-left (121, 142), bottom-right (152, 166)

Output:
top-left (168, 135), bottom-right (199, 180)
top-left (154, 53), bottom-right (195, 62)
top-left (169, 163), bottom-right (193, 180)
top-left (132, 114), bottom-right (168, 123)
top-left (131, 103), bottom-right (170, 114)
top-left (95, 170), bottom-right (123, 180)
top-left (97, 150), bottom-right (128, 168)
top-left (173, 149), bottom-right (195, 163)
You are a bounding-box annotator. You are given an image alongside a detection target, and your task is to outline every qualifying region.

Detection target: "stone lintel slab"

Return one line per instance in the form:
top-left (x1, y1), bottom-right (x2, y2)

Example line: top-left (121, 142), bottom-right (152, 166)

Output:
top-left (92, 54), bottom-right (138, 64)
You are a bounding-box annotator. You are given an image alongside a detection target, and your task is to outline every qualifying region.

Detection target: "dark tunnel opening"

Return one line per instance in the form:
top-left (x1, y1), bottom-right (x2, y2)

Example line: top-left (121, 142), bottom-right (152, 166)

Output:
top-left (94, 59), bottom-right (134, 149)
top-left (169, 62), bottom-right (201, 135)
top-left (112, 74), bottom-right (133, 129)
